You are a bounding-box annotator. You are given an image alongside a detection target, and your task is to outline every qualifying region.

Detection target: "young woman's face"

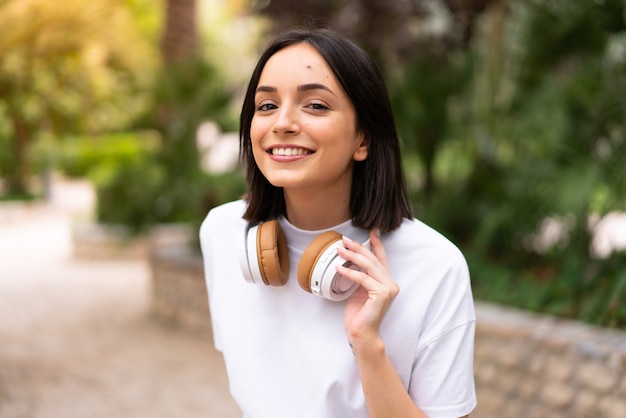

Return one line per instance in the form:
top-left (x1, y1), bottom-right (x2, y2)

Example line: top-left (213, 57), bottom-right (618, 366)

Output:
top-left (250, 43), bottom-right (368, 196)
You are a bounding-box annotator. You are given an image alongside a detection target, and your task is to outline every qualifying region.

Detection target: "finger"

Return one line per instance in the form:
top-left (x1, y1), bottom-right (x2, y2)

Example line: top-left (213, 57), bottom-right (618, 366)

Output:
top-left (335, 264), bottom-right (382, 289)
top-left (336, 264), bottom-right (399, 300)
top-left (340, 233), bottom-right (390, 278)
top-left (368, 230), bottom-right (390, 270)
top-left (337, 245), bottom-right (385, 279)
top-left (336, 248), bottom-right (396, 295)
top-left (341, 235), bottom-right (379, 264)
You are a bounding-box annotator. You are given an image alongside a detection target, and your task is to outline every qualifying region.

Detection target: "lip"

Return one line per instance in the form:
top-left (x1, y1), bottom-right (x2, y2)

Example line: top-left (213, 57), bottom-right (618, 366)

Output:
top-left (266, 144), bottom-right (315, 160)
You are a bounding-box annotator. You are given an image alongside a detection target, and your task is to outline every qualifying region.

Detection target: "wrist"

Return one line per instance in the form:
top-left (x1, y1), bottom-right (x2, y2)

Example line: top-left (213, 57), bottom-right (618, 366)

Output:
top-left (349, 333), bottom-right (385, 358)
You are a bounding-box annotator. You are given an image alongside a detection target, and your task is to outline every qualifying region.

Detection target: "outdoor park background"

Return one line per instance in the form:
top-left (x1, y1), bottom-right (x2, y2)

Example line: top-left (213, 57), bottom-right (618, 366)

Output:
top-left (0, 0), bottom-right (625, 416)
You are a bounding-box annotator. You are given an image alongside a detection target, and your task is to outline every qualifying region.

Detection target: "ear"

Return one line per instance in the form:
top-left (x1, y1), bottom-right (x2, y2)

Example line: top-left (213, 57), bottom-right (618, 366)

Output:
top-left (353, 131), bottom-right (369, 162)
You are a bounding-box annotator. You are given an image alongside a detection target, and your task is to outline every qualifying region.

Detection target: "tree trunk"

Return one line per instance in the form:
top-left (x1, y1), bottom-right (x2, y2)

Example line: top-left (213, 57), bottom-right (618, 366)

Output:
top-left (161, 0), bottom-right (198, 64)
top-left (7, 115), bottom-right (30, 197)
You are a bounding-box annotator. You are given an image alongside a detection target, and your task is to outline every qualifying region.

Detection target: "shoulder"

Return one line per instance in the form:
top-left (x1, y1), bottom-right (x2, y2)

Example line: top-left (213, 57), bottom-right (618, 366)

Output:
top-left (200, 199), bottom-right (247, 243)
top-left (384, 217), bottom-right (466, 267)
top-left (202, 199), bottom-right (247, 224)
top-left (382, 217), bottom-right (471, 309)
top-left (383, 218), bottom-right (475, 348)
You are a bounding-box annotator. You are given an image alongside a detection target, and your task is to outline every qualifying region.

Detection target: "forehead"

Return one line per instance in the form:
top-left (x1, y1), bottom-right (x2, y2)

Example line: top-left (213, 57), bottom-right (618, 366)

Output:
top-left (259, 43), bottom-right (338, 85)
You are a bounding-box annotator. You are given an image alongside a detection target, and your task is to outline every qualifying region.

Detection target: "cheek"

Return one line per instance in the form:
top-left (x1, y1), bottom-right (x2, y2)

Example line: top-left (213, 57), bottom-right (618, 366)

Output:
top-left (250, 118), bottom-right (261, 144)
top-left (250, 119), bottom-right (269, 157)
top-left (249, 126), bottom-right (265, 162)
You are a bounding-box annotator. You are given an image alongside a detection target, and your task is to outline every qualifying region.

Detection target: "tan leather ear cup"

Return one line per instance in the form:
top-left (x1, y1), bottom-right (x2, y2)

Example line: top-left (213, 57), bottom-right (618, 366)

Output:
top-left (297, 231), bottom-right (343, 292)
top-left (256, 221), bottom-right (289, 286)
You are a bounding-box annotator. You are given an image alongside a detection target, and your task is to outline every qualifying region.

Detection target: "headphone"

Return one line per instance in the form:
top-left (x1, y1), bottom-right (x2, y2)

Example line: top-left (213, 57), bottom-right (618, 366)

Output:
top-left (238, 220), bottom-right (367, 302)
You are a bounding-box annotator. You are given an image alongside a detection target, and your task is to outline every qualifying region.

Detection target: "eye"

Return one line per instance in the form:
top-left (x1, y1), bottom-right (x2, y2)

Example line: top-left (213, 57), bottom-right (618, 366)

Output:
top-left (306, 101), bottom-right (330, 111)
top-left (255, 102), bottom-right (277, 112)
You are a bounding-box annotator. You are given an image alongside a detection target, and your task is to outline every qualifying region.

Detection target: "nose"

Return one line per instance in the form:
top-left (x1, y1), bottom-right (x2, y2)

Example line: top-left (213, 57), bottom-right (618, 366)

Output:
top-left (272, 105), bottom-right (300, 135)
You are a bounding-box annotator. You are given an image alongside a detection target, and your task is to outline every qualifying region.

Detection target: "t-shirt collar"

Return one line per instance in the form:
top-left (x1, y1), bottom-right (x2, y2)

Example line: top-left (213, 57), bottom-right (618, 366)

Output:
top-left (277, 216), bottom-right (369, 253)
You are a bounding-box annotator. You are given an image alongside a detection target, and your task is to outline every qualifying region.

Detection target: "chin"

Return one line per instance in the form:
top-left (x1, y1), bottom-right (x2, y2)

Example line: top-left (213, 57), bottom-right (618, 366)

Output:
top-left (262, 172), bottom-right (308, 188)
top-left (267, 179), bottom-right (303, 189)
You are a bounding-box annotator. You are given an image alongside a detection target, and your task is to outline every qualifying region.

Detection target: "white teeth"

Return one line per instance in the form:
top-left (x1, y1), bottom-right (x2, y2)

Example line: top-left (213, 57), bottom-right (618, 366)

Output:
top-left (272, 148), bottom-right (310, 156)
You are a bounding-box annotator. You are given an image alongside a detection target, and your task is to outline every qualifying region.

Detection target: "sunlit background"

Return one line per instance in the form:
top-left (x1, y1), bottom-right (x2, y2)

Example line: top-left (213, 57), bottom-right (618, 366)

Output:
top-left (1, 0), bottom-right (625, 417)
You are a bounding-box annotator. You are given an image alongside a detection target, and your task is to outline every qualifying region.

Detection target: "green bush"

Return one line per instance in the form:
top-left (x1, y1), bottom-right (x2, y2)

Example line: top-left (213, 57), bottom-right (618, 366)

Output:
top-left (88, 138), bottom-right (246, 234)
top-left (92, 152), bottom-right (165, 233)
top-left (49, 131), bottom-right (161, 178)
top-left (393, 0), bottom-right (626, 328)
top-left (469, 251), bottom-right (626, 328)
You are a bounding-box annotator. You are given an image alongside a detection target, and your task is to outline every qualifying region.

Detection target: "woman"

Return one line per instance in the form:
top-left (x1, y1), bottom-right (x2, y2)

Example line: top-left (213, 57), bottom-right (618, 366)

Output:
top-left (200, 28), bottom-right (476, 418)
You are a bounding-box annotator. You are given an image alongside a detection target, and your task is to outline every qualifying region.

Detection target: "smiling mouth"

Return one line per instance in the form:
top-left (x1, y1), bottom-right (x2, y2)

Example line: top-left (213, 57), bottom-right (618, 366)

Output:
top-left (270, 147), bottom-right (313, 156)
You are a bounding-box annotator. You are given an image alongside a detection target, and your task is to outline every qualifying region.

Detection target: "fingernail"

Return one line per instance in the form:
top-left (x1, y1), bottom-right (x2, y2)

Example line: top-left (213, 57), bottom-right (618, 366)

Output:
top-left (342, 235), bottom-right (353, 243)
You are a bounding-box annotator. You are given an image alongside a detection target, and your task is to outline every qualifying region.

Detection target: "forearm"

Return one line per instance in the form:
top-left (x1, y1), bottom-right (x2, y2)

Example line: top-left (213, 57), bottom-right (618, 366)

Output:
top-left (352, 335), bottom-right (427, 418)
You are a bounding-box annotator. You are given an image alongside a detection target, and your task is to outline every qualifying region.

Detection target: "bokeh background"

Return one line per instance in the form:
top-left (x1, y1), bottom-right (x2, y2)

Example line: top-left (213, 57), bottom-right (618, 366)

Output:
top-left (3, 0), bottom-right (624, 325)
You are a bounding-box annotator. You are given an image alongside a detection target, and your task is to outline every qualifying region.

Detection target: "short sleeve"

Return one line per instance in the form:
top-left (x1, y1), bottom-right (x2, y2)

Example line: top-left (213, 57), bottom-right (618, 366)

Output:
top-left (409, 320), bottom-right (476, 417)
top-left (200, 211), bottom-right (224, 352)
top-left (408, 251), bottom-right (477, 417)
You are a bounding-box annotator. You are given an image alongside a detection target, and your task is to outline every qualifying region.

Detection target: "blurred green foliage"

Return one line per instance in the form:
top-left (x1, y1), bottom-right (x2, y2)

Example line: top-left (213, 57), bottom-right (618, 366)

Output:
top-left (0, 0), bottom-right (244, 233)
top-left (128, 58), bottom-right (241, 232)
top-left (89, 135), bottom-right (165, 233)
top-left (1, 0), bottom-right (625, 326)
top-left (40, 131), bottom-right (160, 179)
top-left (398, 0), bottom-right (626, 327)
top-left (0, 0), bottom-right (157, 197)
top-left (40, 131), bottom-right (166, 232)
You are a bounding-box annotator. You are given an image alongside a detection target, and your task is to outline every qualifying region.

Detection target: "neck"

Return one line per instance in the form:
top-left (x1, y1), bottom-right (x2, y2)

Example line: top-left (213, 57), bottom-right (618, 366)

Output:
top-left (283, 188), bottom-right (351, 230)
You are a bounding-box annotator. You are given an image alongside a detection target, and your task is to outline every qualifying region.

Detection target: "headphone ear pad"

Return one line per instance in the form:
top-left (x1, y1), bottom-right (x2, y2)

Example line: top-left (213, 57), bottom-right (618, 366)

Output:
top-left (256, 221), bottom-right (289, 286)
top-left (297, 231), bottom-right (343, 293)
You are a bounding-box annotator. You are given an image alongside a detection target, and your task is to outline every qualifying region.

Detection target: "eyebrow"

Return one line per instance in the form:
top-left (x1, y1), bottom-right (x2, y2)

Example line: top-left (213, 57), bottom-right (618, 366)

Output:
top-left (255, 83), bottom-right (336, 96)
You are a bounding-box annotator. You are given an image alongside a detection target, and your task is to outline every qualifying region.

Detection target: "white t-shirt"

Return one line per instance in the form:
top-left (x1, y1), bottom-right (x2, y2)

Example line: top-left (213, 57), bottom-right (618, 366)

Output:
top-left (200, 200), bottom-right (476, 418)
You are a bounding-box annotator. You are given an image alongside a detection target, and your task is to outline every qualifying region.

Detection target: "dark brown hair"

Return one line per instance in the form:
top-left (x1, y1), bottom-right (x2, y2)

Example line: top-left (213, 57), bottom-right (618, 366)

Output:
top-left (240, 28), bottom-right (412, 232)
